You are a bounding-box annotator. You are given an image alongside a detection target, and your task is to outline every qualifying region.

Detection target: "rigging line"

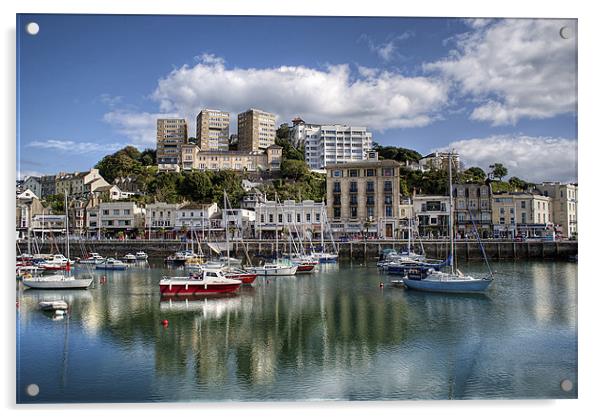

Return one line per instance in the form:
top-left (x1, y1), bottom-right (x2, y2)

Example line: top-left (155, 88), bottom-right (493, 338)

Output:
top-left (467, 207), bottom-right (494, 278)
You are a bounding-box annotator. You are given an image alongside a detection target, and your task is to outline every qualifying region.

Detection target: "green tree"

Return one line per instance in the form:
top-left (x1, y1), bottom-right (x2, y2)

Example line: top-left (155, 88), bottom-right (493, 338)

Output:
top-left (178, 170), bottom-right (214, 202)
top-left (373, 142), bottom-right (422, 162)
top-left (280, 159), bottom-right (310, 180)
top-left (139, 149), bottom-right (156, 166)
top-left (463, 166), bottom-right (487, 183)
top-left (489, 163), bottom-right (508, 181)
top-left (43, 193), bottom-right (65, 213)
top-left (508, 176), bottom-right (527, 191)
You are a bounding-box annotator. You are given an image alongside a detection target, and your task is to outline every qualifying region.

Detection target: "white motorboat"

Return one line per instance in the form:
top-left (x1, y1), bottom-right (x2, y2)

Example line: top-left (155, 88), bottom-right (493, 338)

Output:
top-left (123, 253), bottom-right (137, 262)
top-left (135, 251), bottom-right (148, 260)
top-left (96, 258), bottom-right (128, 270)
top-left (39, 254), bottom-right (72, 270)
top-left (245, 262), bottom-right (298, 276)
top-left (39, 300), bottom-right (69, 311)
top-left (79, 253), bottom-right (105, 265)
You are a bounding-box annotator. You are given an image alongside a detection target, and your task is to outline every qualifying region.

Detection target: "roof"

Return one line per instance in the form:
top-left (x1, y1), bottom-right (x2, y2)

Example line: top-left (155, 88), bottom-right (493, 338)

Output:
top-left (179, 202), bottom-right (216, 210)
top-left (325, 159), bottom-right (401, 170)
top-left (266, 144), bottom-right (283, 149)
top-left (94, 185), bottom-right (116, 192)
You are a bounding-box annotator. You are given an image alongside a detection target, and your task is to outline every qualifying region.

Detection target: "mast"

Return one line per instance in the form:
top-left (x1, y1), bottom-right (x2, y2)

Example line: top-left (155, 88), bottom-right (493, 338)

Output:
top-left (65, 191), bottom-right (70, 262)
top-left (224, 190), bottom-right (230, 267)
top-left (275, 192), bottom-right (279, 262)
top-left (448, 151), bottom-right (454, 274)
top-left (320, 199), bottom-right (325, 253)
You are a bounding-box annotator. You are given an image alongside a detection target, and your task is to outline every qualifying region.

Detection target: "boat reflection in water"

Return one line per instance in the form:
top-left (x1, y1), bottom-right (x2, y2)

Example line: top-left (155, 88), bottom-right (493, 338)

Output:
top-left (159, 294), bottom-right (244, 318)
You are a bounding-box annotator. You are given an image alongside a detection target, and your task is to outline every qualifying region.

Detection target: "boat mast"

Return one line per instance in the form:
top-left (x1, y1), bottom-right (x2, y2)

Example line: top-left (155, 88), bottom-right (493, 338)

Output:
top-left (320, 200), bottom-right (325, 253)
top-left (224, 190), bottom-right (230, 267)
top-left (65, 191), bottom-right (70, 262)
top-left (275, 192), bottom-right (279, 262)
top-left (448, 151), bottom-right (454, 274)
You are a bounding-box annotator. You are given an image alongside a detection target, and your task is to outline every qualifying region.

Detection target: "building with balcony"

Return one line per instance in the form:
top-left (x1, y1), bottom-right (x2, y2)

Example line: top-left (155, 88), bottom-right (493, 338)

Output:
top-left (223, 208), bottom-right (256, 239)
top-left (196, 109), bottom-right (230, 151)
top-left (254, 199), bottom-right (326, 240)
top-left (175, 203), bottom-right (221, 237)
top-left (144, 202), bottom-right (182, 239)
top-left (157, 118), bottom-right (188, 171)
top-left (535, 182), bottom-right (578, 239)
top-left (180, 144), bottom-right (282, 172)
top-left (491, 192), bottom-right (552, 239)
top-left (237, 108), bottom-right (276, 152)
top-left (31, 214), bottom-right (67, 237)
top-left (326, 159), bottom-right (401, 239)
top-left (452, 183), bottom-right (493, 238)
top-left (413, 195), bottom-right (450, 238)
top-left (86, 201), bottom-right (146, 238)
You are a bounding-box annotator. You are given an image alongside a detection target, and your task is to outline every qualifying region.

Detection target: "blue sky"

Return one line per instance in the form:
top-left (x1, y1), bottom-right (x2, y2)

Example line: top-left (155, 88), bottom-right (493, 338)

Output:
top-left (17, 14), bottom-right (577, 182)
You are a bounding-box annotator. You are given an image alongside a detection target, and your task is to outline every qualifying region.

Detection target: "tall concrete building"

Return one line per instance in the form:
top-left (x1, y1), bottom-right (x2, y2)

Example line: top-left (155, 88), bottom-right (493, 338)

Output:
top-left (156, 118), bottom-right (188, 171)
top-left (196, 109), bottom-right (230, 151)
top-left (535, 182), bottom-right (578, 239)
top-left (237, 109), bottom-right (276, 152)
top-left (326, 158), bottom-right (401, 239)
top-left (289, 119), bottom-right (373, 170)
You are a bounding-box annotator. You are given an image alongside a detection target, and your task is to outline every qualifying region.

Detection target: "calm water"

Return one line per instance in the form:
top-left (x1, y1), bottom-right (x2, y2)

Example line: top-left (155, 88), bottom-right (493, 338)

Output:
top-left (16, 260), bottom-right (577, 403)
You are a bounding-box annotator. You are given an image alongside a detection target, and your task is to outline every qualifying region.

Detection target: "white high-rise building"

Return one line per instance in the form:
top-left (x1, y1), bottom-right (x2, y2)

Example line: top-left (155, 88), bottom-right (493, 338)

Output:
top-left (290, 119), bottom-right (373, 170)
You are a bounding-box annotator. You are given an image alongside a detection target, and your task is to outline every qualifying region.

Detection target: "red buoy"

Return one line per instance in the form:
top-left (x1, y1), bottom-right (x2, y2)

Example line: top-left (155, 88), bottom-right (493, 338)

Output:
top-left (161, 319), bottom-right (169, 327)
top-left (379, 282), bottom-right (384, 288)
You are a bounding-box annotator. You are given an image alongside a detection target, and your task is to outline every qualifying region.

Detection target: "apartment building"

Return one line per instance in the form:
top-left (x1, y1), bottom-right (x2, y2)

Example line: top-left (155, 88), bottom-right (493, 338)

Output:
top-left (452, 183), bottom-right (493, 238)
top-left (180, 144), bottom-right (282, 172)
top-left (16, 189), bottom-right (44, 240)
top-left (326, 159), bottom-right (401, 239)
top-left (196, 109), bottom-right (230, 151)
top-left (40, 174), bottom-right (57, 197)
top-left (157, 118), bottom-right (188, 171)
top-left (86, 201), bottom-right (146, 238)
top-left (254, 200), bottom-right (325, 240)
top-left (31, 214), bottom-right (66, 236)
top-left (55, 168), bottom-right (109, 197)
top-left (413, 195), bottom-right (450, 238)
top-left (223, 208), bottom-right (256, 239)
top-left (237, 109), bottom-right (276, 152)
top-left (535, 182), bottom-right (578, 239)
top-left (297, 122), bottom-right (373, 170)
top-left (144, 202), bottom-right (182, 238)
top-left (23, 176), bottom-right (42, 198)
top-left (491, 192), bottom-right (552, 239)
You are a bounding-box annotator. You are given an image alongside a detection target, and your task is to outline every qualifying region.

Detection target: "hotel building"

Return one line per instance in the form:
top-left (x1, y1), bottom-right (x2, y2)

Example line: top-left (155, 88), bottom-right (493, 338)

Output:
top-left (535, 182), bottom-right (578, 239)
top-left (326, 159), bottom-right (401, 239)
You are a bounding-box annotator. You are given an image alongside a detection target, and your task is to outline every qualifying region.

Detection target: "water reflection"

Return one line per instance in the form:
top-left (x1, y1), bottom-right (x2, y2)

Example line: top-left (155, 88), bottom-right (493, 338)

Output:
top-left (17, 261), bottom-right (577, 402)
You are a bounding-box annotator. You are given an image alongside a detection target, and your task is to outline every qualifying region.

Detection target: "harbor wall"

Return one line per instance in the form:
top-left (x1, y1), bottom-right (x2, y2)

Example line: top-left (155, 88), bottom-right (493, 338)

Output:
top-left (18, 240), bottom-right (578, 261)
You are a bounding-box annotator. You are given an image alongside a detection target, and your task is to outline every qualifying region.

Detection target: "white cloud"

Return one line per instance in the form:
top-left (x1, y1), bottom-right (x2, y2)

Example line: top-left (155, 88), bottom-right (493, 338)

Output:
top-left (359, 32), bottom-right (413, 62)
top-left (426, 19), bottom-right (577, 126)
top-left (99, 93), bottom-right (123, 107)
top-left (17, 169), bottom-right (45, 180)
top-left (28, 140), bottom-right (124, 154)
top-left (103, 111), bottom-right (178, 146)
top-left (440, 135), bottom-right (577, 183)
top-left (146, 53), bottom-right (447, 132)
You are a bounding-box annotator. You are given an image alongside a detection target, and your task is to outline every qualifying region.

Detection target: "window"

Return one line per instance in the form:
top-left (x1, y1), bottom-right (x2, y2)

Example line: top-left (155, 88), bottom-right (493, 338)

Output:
top-left (350, 181), bottom-right (358, 193)
top-left (366, 181), bottom-right (375, 193)
top-left (500, 208), bottom-right (505, 215)
top-left (500, 217), bottom-right (505, 225)
top-left (124, 209), bottom-right (130, 215)
top-left (386, 206), bottom-right (393, 217)
top-left (316, 213), bottom-right (321, 222)
top-left (297, 213), bottom-right (301, 223)
top-left (269, 214), bottom-right (274, 223)
top-left (278, 214), bottom-right (283, 223)
top-left (260, 214), bottom-right (265, 223)
top-left (103, 210), bottom-right (109, 216)
top-left (384, 181), bottom-right (392, 192)
top-left (382, 168), bottom-right (394, 176)
top-left (333, 195), bottom-right (341, 205)
top-left (334, 207), bottom-right (341, 218)
top-left (333, 182), bottom-right (341, 193)
top-left (521, 213), bottom-right (527, 223)
top-left (113, 209), bottom-right (119, 215)
top-left (350, 195), bottom-right (358, 205)
top-left (350, 207), bottom-right (358, 218)
top-left (367, 206), bottom-right (374, 218)
top-left (287, 214), bottom-right (292, 223)
top-left (510, 208), bottom-right (514, 214)
top-left (333, 170), bottom-right (342, 177)
top-left (521, 201), bottom-right (526, 209)
top-left (384, 195), bottom-right (392, 205)
top-left (306, 213), bottom-right (311, 222)
top-left (366, 195), bottom-right (375, 205)
top-left (366, 169), bottom-right (375, 177)
top-left (349, 169), bottom-right (358, 177)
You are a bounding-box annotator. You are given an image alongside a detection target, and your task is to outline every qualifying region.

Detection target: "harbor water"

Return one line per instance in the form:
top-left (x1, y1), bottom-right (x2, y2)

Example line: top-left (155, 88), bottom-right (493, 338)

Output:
top-left (16, 260), bottom-right (577, 403)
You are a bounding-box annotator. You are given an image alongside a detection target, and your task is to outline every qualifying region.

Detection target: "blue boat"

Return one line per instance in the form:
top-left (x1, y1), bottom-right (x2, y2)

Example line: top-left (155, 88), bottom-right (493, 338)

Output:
top-left (387, 256), bottom-right (451, 276)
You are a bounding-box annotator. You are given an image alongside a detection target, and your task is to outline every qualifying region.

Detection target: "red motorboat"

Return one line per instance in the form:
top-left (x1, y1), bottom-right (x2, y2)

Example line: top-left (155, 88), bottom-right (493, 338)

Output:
top-left (160, 269), bottom-right (242, 296)
top-left (223, 269), bottom-right (257, 284)
top-left (295, 263), bottom-right (316, 273)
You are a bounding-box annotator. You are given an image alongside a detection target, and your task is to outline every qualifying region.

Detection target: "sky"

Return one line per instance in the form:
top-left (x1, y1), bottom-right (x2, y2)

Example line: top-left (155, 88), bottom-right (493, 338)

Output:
top-left (16, 14), bottom-right (578, 182)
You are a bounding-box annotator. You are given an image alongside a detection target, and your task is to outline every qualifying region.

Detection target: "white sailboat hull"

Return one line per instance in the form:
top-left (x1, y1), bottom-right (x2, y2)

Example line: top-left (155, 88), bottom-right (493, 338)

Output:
top-left (402, 276), bottom-right (492, 293)
top-left (23, 275), bottom-right (93, 289)
top-left (245, 265), bottom-right (298, 276)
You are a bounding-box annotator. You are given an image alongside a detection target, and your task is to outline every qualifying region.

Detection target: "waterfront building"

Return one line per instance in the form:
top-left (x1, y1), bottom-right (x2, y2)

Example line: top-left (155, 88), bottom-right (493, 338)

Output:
top-left (223, 208), bottom-right (256, 239)
top-left (69, 199), bottom-right (88, 236)
top-left (326, 159), bottom-right (401, 239)
top-left (412, 195), bottom-right (450, 238)
top-left (16, 189), bottom-right (44, 241)
top-left (452, 183), bottom-right (493, 238)
top-left (237, 108), bottom-right (276, 152)
top-left (86, 201), bottom-right (146, 238)
top-left (23, 176), bottom-right (42, 198)
top-left (535, 182), bottom-right (578, 239)
top-left (291, 119), bottom-right (373, 170)
top-left (157, 118), bottom-right (188, 171)
top-left (254, 199), bottom-right (325, 240)
top-left (180, 143), bottom-right (282, 172)
top-left (491, 192), bottom-right (552, 239)
top-left (175, 202), bottom-right (221, 236)
top-left (31, 214), bottom-right (66, 237)
top-left (418, 151), bottom-right (461, 172)
top-left (240, 191), bottom-right (266, 210)
top-left (196, 109), bottom-right (230, 151)
top-left (145, 202), bottom-right (182, 239)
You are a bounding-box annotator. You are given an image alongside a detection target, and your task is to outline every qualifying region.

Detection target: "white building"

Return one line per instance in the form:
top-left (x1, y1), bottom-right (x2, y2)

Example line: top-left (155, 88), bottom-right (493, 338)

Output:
top-left (86, 201), bottom-right (145, 238)
top-left (145, 202), bottom-right (182, 237)
top-left (290, 119), bottom-right (373, 170)
top-left (413, 195), bottom-right (451, 238)
top-left (223, 208), bottom-right (256, 239)
top-left (175, 203), bottom-right (221, 235)
top-left (23, 176), bottom-right (42, 198)
top-left (254, 200), bottom-right (326, 239)
top-left (31, 214), bottom-right (66, 236)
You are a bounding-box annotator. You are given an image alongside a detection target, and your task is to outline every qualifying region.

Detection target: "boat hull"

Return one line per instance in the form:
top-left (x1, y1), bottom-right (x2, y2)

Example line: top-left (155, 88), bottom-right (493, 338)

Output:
top-left (225, 273), bottom-right (257, 284)
top-left (95, 265), bottom-right (127, 270)
top-left (245, 266), bottom-right (298, 276)
top-left (159, 282), bottom-right (241, 296)
top-left (22, 277), bottom-right (93, 290)
top-left (295, 264), bottom-right (315, 273)
top-left (402, 277), bottom-right (492, 293)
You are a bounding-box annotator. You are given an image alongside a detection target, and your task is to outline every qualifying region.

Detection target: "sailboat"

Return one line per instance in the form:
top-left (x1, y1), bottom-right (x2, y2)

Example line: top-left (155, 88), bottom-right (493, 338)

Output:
top-left (311, 203), bottom-right (338, 263)
top-left (402, 151), bottom-right (493, 293)
top-left (22, 193), bottom-right (94, 290)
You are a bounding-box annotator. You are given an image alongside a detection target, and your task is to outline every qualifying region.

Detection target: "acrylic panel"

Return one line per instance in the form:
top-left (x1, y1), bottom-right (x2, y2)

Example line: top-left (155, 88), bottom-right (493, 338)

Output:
top-left (16, 14), bottom-right (578, 403)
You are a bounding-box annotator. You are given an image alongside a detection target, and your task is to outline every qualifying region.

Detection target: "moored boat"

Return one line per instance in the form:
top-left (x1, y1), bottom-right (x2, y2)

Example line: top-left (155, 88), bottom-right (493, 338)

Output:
top-left (159, 269), bottom-right (242, 296)
top-left (39, 254), bottom-right (72, 270)
top-left (135, 251), bottom-right (148, 260)
top-left (123, 253), bottom-right (137, 262)
top-left (23, 273), bottom-right (93, 290)
top-left (79, 253), bottom-right (105, 265)
top-left (245, 263), bottom-right (298, 276)
top-left (95, 258), bottom-right (128, 270)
